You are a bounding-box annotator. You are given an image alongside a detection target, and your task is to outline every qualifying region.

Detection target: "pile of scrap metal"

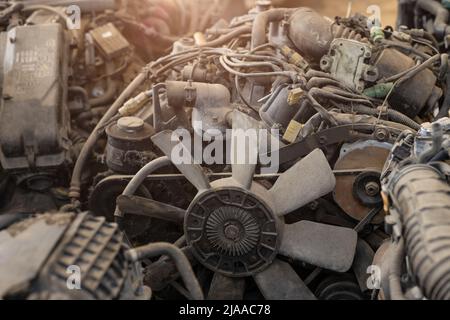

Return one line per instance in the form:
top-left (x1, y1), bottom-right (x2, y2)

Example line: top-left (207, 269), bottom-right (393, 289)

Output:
top-left (1, 0), bottom-right (450, 300)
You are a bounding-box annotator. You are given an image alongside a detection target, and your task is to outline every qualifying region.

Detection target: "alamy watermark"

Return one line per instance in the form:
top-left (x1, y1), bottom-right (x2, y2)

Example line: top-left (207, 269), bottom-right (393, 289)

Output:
top-left (65, 5), bottom-right (81, 30)
top-left (367, 265), bottom-right (382, 290)
top-left (366, 5), bottom-right (382, 28)
top-left (66, 265), bottom-right (81, 290)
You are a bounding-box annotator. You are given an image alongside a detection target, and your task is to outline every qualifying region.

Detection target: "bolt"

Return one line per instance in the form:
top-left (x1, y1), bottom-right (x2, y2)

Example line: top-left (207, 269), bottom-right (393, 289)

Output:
top-left (365, 181), bottom-right (380, 197)
top-left (375, 128), bottom-right (389, 141)
top-left (224, 224), bottom-right (240, 241)
top-left (308, 201), bottom-right (319, 211)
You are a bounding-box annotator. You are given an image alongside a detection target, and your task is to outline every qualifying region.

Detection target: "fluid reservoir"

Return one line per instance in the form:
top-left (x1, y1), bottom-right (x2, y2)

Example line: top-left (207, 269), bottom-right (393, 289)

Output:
top-left (105, 117), bottom-right (155, 174)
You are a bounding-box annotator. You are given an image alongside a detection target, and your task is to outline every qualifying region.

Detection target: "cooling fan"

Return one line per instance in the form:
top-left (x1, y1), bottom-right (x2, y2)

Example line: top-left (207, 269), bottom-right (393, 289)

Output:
top-left (119, 111), bottom-right (358, 300)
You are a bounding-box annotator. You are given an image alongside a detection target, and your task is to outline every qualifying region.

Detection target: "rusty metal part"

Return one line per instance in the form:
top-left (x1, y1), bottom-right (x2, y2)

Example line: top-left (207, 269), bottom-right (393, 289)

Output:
top-left (144, 246), bottom-right (197, 291)
top-left (287, 8), bottom-right (334, 64)
top-left (126, 242), bottom-right (204, 300)
top-left (334, 143), bottom-right (390, 223)
top-left (374, 48), bottom-right (440, 118)
top-left (275, 124), bottom-right (403, 166)
top-left (117, 194), bottom-right (186, 224)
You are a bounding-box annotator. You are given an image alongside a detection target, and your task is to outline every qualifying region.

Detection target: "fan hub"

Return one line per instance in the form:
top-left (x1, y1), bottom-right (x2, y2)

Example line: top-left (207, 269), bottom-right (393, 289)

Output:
top-left (185, 187), bottom-right (281, 277)
top-left (224, 223), bottom-right (240, 241)
top-left (206, 206), bottom-right (260, 256)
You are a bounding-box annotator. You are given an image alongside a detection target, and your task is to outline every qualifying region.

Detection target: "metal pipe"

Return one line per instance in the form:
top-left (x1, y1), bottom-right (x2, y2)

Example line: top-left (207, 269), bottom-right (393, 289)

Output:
top-left (199, 25), bottom-right (251, 48)
top-left (388, 239), bottom-right (406, 300)
top-left (126, 242), bottom-right (204, 300)
top-left (251, 8), bottom-right (295, 50)
top-left (419, 122), bottom-right (443, 163)
top-left (89, 62), bottom-right (119, 107)
top-left (20, 0), bottom-right (117, 12)
top-left (114, 157), bottom-right (172, 220)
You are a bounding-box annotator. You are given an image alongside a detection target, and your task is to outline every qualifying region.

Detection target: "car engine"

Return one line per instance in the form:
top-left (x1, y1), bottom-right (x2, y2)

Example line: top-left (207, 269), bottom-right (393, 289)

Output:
top-left (375, 117), bottom-right (450, 300)
top-left (1, 0), bottom-right (450, 301)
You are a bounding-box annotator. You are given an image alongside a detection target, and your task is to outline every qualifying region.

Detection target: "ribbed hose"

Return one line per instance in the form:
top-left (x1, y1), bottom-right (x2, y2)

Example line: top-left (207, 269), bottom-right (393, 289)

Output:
top-left (388, 165), bottom-right (450, 300)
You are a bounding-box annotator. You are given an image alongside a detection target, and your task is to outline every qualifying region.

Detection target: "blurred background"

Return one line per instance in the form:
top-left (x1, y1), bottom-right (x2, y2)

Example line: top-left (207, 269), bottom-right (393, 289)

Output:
top-left (303, 0), bottom-right (397, 26)
top-left (137, 0), bottom-right (399, 54)
top-left (244, 0), bottom-right (398, 26)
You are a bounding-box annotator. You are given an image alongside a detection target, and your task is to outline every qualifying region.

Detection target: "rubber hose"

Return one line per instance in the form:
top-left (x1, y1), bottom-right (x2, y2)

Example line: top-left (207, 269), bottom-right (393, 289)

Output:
top-left (89, 62), bottom-right (119, 107)
top-left (346, 104), bottom-right (421, 131)
top-left (70, 71), bottom-right (147, 200)
top-left (114, 156), bottom-right (172, 219)
top-left (126, 242), bottom-right (204, 300)
top-left (251, 8), bottom-right (295, 50)
top-left (415, 0), bottom-right (450, 38)
top-left (199, 26), bottom-right (251, 48)
top-left (388, 239), bottom-right (406, 300)
top-left (388, 165), bottom-right (450, 299)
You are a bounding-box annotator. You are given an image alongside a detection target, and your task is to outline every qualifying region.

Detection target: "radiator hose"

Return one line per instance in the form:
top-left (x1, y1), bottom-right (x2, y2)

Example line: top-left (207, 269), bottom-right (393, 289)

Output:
top-left (388, 164), bottom-right (450, 299)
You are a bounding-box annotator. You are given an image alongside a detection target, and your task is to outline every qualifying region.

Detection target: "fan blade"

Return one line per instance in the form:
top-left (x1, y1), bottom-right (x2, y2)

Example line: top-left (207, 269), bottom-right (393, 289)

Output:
top-left (254, 259), bottom-right (316, 300)
top-left (231, 110), bottom-right (260, 189)
top-left (268, 148), bottom-right (336, 216)
top-left (207, 273), bottom-right (246, 300)
top-left (117, 195), bottom-right (185, 225)
top-left (279, 221), bottom-right (358, 273)
top-left (152, 130), bottom-right (211, 192)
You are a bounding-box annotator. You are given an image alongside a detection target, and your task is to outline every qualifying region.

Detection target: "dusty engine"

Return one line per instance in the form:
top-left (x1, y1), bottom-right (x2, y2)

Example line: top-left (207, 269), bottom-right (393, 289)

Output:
top-left (0, 12), bottom-right (72, 215)
top-left (0, 0), bottom-right (226, 215)
top-left (1, 0), bottom-right (450, 301)
top-left (0, 22), bottom-right (69, 172)
top-left (79, 4), bottom-right (448, 300)
top-left (0, 212), bottom-right (150, 299)
top-left (377, 118), bottom-right (450, 300)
